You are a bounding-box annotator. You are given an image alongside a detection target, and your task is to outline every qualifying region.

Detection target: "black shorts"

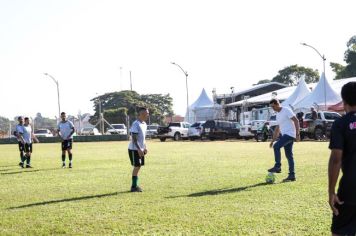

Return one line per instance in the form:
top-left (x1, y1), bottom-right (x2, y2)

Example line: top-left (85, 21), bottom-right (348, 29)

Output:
top-left (24, 143), bottom-right (33, 153)
top-left (331, 203), bottom-right (356, 235)
top-left (61, 139), bottom-right (73, 151)
top-left (18, 142), bottom-right (24, 152)
top-left (128, 149), bottom-right (145, 167)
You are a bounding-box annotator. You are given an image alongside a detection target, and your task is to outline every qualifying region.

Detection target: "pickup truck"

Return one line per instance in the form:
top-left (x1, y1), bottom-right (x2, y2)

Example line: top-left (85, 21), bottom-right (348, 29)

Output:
top-left (157, 122), bottom-right (191, 142)
top-left (300, 111), bottom-right (341, 140)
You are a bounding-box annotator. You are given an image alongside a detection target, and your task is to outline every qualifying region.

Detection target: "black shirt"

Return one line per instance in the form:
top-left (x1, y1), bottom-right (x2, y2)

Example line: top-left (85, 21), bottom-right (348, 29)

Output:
top-left (329, 111), bottom-right (356, 205)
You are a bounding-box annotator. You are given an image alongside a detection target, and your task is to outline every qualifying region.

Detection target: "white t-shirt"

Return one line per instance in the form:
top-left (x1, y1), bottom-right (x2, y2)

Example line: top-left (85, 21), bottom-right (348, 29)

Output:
top-left (15, 124), bottom-right (24, 142)
top-left (58, 120), bottom-right (75, 140)
top-left (276, 107), bottom-right (296, 138)
top-left (128, 120), bottom-right (147, 151)
top-left (23, 125), bottom-right (33, 144)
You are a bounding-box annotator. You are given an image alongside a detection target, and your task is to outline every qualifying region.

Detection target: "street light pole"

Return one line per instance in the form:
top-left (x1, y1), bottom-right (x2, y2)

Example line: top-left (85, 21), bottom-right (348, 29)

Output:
top-left (44, 73), bottom-right (61, 119)
top-left (171, 62), bottom-right (189, 122)
top-left (300, 42), bottom-right (327, 110)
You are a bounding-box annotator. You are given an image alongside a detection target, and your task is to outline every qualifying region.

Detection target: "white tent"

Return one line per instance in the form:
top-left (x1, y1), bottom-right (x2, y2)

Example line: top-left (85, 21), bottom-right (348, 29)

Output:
top-left (185, 88), bottom-right (222, 123)
top-left (281, 78), bottom-right (310, 108)
top-left (293, 73), bottom-right (341, 111)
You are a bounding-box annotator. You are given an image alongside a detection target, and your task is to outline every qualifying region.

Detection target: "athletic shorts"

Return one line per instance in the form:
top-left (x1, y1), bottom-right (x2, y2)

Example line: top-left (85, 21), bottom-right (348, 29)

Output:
top-left (18, 141), bottom-right (24, 152)
top-left (331, 203), bottom-right (356, 235)
top-left (61, 139), bottom-right (73, 151)
top-left (128, 149), bottom-right (145, 167)
top-left (24, 143), bottom-right (33, 153)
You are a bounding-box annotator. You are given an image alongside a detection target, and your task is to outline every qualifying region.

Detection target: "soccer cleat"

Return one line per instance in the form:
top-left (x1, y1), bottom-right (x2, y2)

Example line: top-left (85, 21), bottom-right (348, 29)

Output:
top-left (25, 165), bottom-right (32, 168)
top-left (267, 167), bottom-right (281, 173)
top-left (69, 163), bottom-right (72, 168)
top-left (130, 186), bottom-right (143, 192)
top-left (62, 163), bottom-right (66, 168)
top-left (19, 162), bottom-right (24, 168)
top-left (283, 175), bottom-right (296, 182)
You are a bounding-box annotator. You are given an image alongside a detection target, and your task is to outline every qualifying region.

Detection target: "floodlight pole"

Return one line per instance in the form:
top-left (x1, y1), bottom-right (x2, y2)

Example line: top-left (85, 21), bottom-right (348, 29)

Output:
top-left (300, 42), bottom-right (327, 110)
top-left (171, 62), bottom-right (189, 122)
top-left (44, 73), bottom-right (61, 119)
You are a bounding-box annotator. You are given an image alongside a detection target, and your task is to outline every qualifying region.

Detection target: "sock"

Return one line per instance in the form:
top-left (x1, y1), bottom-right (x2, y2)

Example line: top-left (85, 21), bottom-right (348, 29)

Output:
top-left (132, 176), bottom-right (138, 188)
top-left (69, 153), bottom-right (73, 161)
top-left (20, 152), bottom-right (25, 163)
top-left (26, 155), bottom-right (31, 165)
top-left (62, 154), bottom-right (65, 162)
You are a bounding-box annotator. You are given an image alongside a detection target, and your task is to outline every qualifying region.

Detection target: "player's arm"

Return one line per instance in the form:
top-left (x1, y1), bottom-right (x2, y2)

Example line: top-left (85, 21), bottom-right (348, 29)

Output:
top-left (67, 127), bottom-right (75, 140)
top-left (17, 131), bottom-right (25, 144)
top-left (270, 125), bottom-right (280, 147)
top-left (328, 149), bottom-right (344, 215)
top-left (132, 133), bottom-right (144, 157)
top-left (291, 116), bottom-right (300, 141)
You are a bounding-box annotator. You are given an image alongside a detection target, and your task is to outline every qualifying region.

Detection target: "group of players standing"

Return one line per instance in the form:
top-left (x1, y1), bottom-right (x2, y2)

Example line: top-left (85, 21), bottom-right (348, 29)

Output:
top-left (14, 112), bottom-right (75, 169)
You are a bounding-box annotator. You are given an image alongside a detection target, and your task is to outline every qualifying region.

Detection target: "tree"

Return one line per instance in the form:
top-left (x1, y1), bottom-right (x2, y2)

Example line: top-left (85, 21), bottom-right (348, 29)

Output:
top-left (89, 90), bottom-right (174, 127)
top-left (332, 35), bottom-right (356, 80)
top-left (254, 79), bottom-right (271, 85)
top-left (33, 113), bottom-right (57, 130)
top-left (271, 64), bottom-right (320, 86)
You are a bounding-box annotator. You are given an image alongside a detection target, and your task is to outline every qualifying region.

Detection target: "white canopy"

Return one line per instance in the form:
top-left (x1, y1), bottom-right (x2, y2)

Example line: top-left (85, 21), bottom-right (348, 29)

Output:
top-left (185, 88), bottom-right (222, 123)
top-left (293, 73), bottom-right (341, 110)
top-left (281, 78), bottom-right (310, 108)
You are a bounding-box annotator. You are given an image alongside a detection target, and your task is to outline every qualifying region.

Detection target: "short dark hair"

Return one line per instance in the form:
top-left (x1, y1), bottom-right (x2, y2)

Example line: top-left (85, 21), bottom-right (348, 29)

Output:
top-left (269, 99), bottom-right (279, 105)
top-left (24, 117), bottom-right (29, 121)
top-left (61, 112), bottom-right (66, 115)
top-left (341, 82), bottom-right (356, 106)
top-left (137, 107), bottom-right (148, 113)
top-left (17, 116), bottom-right (23, 120)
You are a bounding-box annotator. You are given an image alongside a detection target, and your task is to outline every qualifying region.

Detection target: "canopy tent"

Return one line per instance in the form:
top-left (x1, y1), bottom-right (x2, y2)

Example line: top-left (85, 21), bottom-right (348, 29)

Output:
top-left (185, 88), bottom-right (222, 123)
top-left (281, 78), bottom-right (310, 108)
top-left (293, 73), bottom-right (341, 111)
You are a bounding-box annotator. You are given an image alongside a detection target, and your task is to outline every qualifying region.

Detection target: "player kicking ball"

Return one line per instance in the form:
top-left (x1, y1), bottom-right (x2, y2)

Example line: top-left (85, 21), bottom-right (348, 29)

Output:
top-left (128, 107), bottom-right (149, 192)
top-left (57, 112), bottom-right (75, 168)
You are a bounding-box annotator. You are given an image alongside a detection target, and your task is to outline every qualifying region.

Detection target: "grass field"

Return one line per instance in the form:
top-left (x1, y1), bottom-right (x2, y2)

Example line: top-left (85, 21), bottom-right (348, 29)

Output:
top-left (0, 140), bottom-right (332, 235)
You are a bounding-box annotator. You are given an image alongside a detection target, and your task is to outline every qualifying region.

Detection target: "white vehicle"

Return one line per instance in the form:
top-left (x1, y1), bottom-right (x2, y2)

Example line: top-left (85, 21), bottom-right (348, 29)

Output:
top-left (107, 124), bottom-right (127, 135)
top-left (188, 121), bottom-right (205, 140)
top-left (238, 124), bottom-right (254, 140)
top-left (157, 122), bottom-right (190, 141)
top-left (81, 127), bottom-right (101, 135)
top-left (146, 124), bottom-right (159, 138)
top-left (34, 129), bottom-right (53, 137)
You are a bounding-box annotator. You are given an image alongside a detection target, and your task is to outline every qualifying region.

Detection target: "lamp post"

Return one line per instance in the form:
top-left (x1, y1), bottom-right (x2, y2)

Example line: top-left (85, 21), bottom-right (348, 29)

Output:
top-left (171, 62), bottom-right (189, 122)
top-left (44, 73), bottom-right (61, 119)
top-left (300, 42), bottom-right (327, 110)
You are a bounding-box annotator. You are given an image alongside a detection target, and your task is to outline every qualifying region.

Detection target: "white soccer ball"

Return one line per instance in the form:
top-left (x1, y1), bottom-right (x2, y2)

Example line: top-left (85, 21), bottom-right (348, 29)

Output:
top-left (265, 172), bottom-right (275, 184)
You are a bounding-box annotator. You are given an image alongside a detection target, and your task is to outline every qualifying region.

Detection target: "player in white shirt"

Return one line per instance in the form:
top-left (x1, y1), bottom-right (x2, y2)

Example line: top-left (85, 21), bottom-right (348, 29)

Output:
top-left (268, 99), bottom-right (300, 181)
top-left (57, 112), bottom-right (75, 168)
top-left (21, 117), bottom-right (39, 168)
top-left (128, 107), bottom-right (149, 192)
top-left (14, 116), bottom-right (26, 168)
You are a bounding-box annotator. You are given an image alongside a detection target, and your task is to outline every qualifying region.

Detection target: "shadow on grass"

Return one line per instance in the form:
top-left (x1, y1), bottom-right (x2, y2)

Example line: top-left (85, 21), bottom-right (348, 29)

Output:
top-left (1, 168), bottom-right (62, 175)
top-left (8, 191), bottom-right (128, 210)
top-left (168, 182), bottom-right (284, 198)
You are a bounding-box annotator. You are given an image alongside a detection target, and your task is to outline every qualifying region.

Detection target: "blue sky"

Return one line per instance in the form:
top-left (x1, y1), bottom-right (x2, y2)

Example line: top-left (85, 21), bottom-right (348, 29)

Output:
top-left (1, 0), bottom-right (355, 119)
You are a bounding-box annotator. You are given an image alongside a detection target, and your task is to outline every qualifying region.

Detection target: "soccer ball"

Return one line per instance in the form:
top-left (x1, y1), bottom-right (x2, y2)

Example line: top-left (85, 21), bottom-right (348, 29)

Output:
top-left (265, 172), bottom-right (275, 184)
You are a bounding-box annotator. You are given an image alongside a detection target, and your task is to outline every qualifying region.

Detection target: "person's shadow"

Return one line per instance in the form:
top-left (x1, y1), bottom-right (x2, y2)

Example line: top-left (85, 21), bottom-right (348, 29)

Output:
top-left (1, 168), bottom-right (60, 175)
top-left (8, 191), bottom-right (128, 210)
top-left (167, 182), bottom-right (282, 198)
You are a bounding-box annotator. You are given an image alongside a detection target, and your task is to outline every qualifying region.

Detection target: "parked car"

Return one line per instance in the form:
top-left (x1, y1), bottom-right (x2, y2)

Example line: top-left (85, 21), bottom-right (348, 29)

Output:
top-left (239, 123), bottom-right (254, 140)
top-left (34, 129), bottom-right (53, 137)
top-left (300, 111), bottom-right (341, 140)
top-left (202, 120), bottom-right (241, 140)
top-left (107, 124), bottom-right (127, 135)
top-left (81, 127), bottom-right (101, 135)
top-left (157, 122), bottom-right (190, 141)
top-left (146, 124), bottom-right (159, 138)
top-left (188, 121), bottom-right (205, 140)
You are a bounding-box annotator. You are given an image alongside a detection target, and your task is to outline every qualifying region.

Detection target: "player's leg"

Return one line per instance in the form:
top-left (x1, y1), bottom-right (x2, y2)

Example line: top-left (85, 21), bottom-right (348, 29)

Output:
top-left (24, 144), bottom-right (32, 168)
top-left (283, 140), bottom-right (296, 181)
top-left (18, 142), bottom-right (25, 168)
top-left (128, 150), bottom-right (143, 192)
top-left (67, 140), bottom-right (73, 168)
top-left (61, 141), bottom-right (66, 168)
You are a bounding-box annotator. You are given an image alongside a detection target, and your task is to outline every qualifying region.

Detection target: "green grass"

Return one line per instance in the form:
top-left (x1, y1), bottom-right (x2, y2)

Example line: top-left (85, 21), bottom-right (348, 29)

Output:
top-left (0, 140), bottom-right (332, 235)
